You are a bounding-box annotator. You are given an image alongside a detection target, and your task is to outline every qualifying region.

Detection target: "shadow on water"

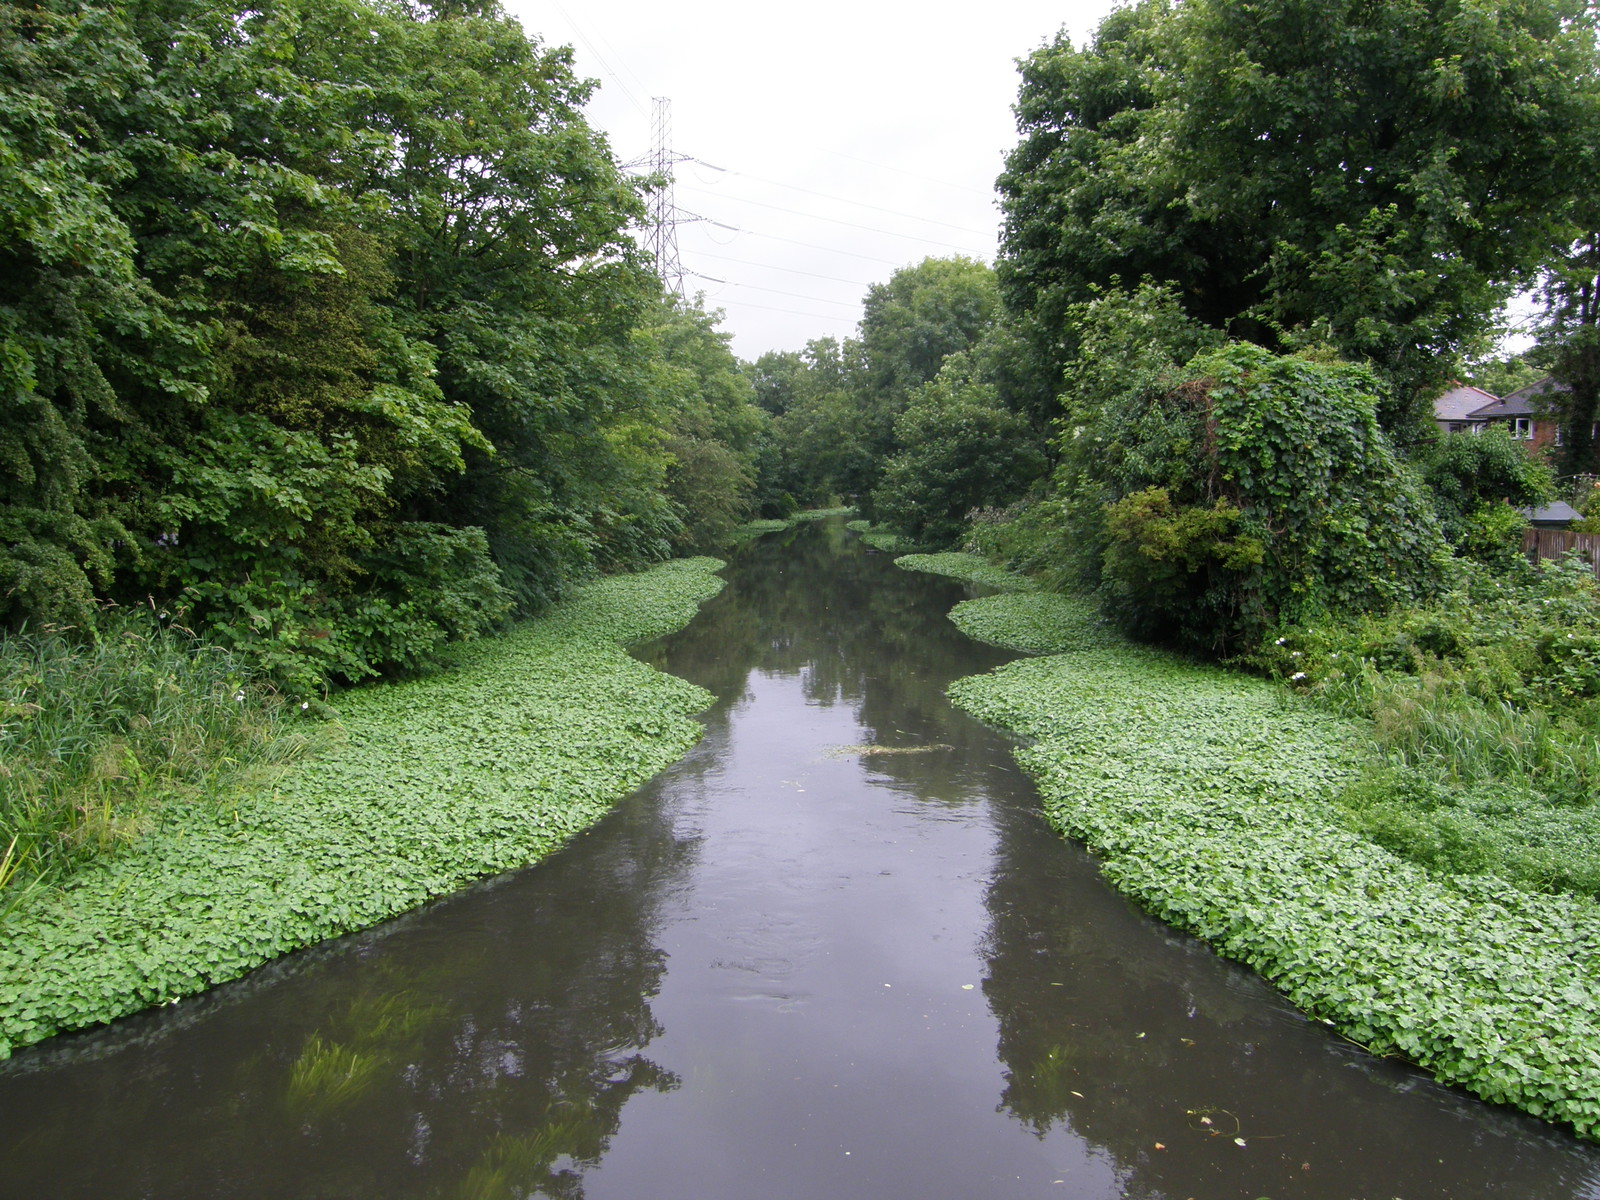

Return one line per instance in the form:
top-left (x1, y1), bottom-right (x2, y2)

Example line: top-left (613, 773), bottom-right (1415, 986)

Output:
top-left (2, 517), bottom-right (1600, 1199)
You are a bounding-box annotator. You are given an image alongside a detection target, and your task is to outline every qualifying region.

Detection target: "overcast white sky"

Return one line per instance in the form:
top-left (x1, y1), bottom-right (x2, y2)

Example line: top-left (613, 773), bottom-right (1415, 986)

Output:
top-left (506, 0), bottom-right (1126, 361)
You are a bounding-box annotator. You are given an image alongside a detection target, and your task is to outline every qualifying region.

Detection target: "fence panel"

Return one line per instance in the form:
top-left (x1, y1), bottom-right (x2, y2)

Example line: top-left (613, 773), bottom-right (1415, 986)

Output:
top-left (1522, 527), bottom-right (1600, 580)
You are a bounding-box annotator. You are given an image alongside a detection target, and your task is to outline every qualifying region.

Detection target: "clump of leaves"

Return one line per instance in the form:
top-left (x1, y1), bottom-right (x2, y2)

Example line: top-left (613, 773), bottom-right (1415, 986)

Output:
top-left (895, 552), bottom-right (1033, 593)
top-left (0, 558), bottom-right (725, 1058)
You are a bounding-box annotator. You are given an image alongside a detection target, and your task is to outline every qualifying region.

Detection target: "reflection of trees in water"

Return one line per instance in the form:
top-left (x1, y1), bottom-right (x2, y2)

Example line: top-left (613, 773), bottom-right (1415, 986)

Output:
top-left (977, 754), bottom-right (1600, 1200)
top-left (0, 779), bottom-right (698, 1200)
top-left (638, 520), bottom-right (1019, 808)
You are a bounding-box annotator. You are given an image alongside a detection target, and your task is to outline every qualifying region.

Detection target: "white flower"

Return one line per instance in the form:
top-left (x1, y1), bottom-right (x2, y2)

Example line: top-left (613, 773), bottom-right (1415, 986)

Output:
top-left (233, 690), bottom-right (245, 702)
top-left (1274, 637), bottom-right (1286, 645)
top-left (1290, 671), bottom-right (1307, 682)
top-left (301, 701), bottom-right (310, 710)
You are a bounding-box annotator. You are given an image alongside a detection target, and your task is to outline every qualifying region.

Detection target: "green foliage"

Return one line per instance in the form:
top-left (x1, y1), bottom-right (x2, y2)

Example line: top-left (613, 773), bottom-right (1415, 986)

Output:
top-left (0, 610), bottom-right (313, 895)
top-left (0, 557), bottom-right (724, 1057)
top-left (759, 259), bottom-right (1005, 515)
top-left (894, 551), bottom-right (1034, 594)
top-left (647, 298), bottom-right (766, 553)
top-left (1464, 352), bottom-right (1544, 400)
top-left (894, 551), bottom-right (1116, 653)
top-left (944, 586), bottom-right (1600, 1139)
top-left (1413, 423), bottom-right (1554, 560)
top-left (1260, 554), bottom-right (1600, 897)
top-left (998, 0), bottom-right (1600, 424)
top-left (1058, 330), bottom-right (1449, 652)
top-left (844, 519), bottom-right (913, 553)
top-left (871, 352), bottom-right (1046, 548)
top-left (0, 0), bottom-right (749, 693)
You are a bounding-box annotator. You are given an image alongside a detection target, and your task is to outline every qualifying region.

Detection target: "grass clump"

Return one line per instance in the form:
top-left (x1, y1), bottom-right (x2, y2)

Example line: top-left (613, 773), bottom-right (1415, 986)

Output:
top-left (845, 519), bottom-right (914, 553)
top-left (0, 558), bottom-right (725, 1057)
top-left (894, 552), bottom-right (1116, 654)
top-left (1, 612), bottom-right (313, 899)
top-left (1257, 554), bottom-right (1600, 898)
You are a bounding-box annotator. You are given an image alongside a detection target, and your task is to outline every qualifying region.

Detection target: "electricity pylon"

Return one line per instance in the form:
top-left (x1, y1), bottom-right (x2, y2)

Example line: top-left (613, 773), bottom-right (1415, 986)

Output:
top-left (634, 97), bottom-right (689, 296)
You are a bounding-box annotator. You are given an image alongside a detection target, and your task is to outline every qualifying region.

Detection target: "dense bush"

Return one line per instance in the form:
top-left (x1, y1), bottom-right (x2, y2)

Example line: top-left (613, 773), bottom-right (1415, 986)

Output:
top-left (1261, 555), bottom-right (1600, 896)
top-left (1055, 311), bottom-right (1450, 651)
top-left (1412, 425), bottom-right (1555, 565)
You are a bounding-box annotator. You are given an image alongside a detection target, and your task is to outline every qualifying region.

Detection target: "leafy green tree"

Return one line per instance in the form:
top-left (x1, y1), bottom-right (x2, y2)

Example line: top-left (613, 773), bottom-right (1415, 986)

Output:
top-left (872, 353), bottom-right (1045, 548)
top-left (647, 298), bottom-right (766, 551)
top-left (999, 0), bottom-right (1600, 431)
top-left (853, 257), bottom-right (999, 509)
top-left (1534, 230), bottom-right (1600, 475)
top-left (764, 336), bottom-right (869, 505)
top-left (1464, 350), bottom-right (1544, 400)
top-left (0, 0), bottom-right (157, 626)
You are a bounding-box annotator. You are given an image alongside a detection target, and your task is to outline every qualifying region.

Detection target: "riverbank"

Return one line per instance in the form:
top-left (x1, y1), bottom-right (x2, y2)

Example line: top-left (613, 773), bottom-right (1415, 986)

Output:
top-left (0, 557), bottom-right (726, 1059)
top-left (900, 551), bottom-right (1600, 1140)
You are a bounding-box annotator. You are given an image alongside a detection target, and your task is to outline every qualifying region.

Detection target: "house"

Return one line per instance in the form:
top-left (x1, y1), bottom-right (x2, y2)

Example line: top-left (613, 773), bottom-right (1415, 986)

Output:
top-left (1431, 382), bottom-right (1496, 434)
top-left (1467, 376), bottom-right (1571, 453)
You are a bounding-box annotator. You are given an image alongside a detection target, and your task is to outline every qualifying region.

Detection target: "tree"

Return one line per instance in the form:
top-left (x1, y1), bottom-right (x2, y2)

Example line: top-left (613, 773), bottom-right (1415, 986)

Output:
top-left (852, 257), bottom-right (999, 511)
top-left (1534, 230), bottom-right (1600, 476)
top-left (872, 353), bottom-right (1045, 549)
top-left (647, 298), bottom-right (766, 552)
top-left (999, 0), bottom-right (1600, 431)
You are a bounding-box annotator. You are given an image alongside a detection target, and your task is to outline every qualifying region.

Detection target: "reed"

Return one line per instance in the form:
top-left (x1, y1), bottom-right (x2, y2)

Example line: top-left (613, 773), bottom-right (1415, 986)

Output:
top-left (0, 609), bottom-right (311, 893)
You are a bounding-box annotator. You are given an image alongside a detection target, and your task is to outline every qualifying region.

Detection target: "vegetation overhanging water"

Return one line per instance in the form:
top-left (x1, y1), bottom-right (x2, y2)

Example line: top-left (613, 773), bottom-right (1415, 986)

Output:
top-left (904, 551), bottom-right (1600, 1141)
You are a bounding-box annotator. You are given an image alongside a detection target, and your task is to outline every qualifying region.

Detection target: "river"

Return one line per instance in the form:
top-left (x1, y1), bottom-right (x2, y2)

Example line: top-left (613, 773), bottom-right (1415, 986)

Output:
top-left (1, 517), bottom-right (1597, 1199)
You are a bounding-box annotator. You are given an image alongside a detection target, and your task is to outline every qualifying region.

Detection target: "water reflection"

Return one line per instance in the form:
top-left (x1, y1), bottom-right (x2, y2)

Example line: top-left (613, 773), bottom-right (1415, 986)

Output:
top-left (2, 518), bottom-right (1600, 1200)
top-left (0, 769), bottom-right (696, 1199)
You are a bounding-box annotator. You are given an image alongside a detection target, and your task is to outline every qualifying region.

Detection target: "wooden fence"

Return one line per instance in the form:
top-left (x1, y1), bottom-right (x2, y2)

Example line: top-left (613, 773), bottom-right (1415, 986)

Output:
top-left (1523, 527), bottom-right (1600, 580)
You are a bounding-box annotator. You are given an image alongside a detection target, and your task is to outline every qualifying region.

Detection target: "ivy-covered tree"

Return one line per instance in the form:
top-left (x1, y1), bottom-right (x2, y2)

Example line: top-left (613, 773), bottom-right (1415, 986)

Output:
top-left (1050, 288), bottom-right (1448, 652)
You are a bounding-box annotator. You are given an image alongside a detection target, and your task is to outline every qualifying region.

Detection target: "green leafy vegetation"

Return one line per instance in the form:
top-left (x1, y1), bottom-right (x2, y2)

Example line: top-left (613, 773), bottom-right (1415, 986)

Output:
top-left (896, 552), bottom-right (1032, 593)
top-left (1260, 555), bottom-right (1600, 898)
top-left (0, 0), bottom-right (763, 694)
top-left (933, 571), bottom-right (1600, 1139)
top-left (0, 611), bottom-right (314, 896)
top-left (0, 557), bottom-right (723, 1057)
top-left (845, 519), bottom-right (913, 553)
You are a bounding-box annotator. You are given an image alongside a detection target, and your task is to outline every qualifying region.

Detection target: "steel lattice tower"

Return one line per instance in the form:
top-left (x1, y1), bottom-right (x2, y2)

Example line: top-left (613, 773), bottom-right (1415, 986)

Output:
top-left (643, 97), bottom-right (687, 296)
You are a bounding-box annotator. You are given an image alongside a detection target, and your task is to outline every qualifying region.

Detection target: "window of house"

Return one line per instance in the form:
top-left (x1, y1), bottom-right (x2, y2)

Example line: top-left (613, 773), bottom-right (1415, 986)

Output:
top-left (1513, 417), bottom-right (1533, 440)
top-left (1557, 425), bottom-right (1566, 447)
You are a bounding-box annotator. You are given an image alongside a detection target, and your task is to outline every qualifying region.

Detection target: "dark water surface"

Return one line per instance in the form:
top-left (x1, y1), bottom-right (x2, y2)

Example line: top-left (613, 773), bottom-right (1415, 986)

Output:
top-left (4, 518), bottom-right (1600, 1199)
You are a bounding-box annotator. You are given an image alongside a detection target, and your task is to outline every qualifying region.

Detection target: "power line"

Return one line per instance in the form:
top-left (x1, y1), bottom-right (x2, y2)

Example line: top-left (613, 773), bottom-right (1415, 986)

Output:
top-left (548, 0), bottom-right (649, 119)
top-left (679, 184), bottom-right (991, 255)
top-left (685, 271), bottom-right (859, 309)
top-left (689, 162), bottom-right (994, 237)
top-left (818, 147), bottom-right (993, 197)
top-left (691, 249), bottom-right (875, 289)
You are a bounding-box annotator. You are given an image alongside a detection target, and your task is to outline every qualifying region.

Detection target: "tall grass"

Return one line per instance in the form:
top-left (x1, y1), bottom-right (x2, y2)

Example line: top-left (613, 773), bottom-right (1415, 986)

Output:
top-left (1266, 555), bottom-right (1600, 897)
top-left (0, 610), bottom-right (312, 896)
